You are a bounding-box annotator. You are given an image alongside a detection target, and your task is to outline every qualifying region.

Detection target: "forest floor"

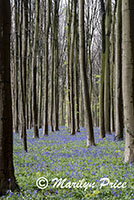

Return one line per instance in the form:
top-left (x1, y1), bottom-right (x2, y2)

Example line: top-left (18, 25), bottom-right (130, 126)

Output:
top-left (1, 127), bottom-right (134, 200)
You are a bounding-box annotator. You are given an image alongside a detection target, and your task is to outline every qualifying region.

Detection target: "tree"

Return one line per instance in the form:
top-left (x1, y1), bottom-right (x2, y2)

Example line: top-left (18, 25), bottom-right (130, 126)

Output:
top-left (99, 0), bottom-right (106, 138)
top-left (20, 0), bottom-right (28, 151)
top-left (74, 20), bottom-right (80, 132)
top-left (104, 0), bottom-right (111, 134)
top-left (53, 0), bottom-right (60, 131)
top-left (66, 0), bottom-right (71, 129)
top-left (115, 0), bottom-right (123, 140)
top-left (110, 1), bottom-right (116, 133)
top-left (32, 0), bottom-right (40, 138)
top-left (14, 0), bottom-right (19, 133)
top-left (79, 0), bottom-right (95, 147)
top-left (50, 23), bottom-right (54, 132)
top-left (70, 0), bottom-right (77, 135)
top-left (0, 0), bottom-right (19, 194)
top-left (122, 0), bottom-right (134, 163)
top-left (43, 0), bottom-right (50, 136)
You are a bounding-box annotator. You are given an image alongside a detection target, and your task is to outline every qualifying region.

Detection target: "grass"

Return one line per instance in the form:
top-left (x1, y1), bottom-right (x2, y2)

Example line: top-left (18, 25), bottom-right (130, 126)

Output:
top-left (1, 127), bottom-right (134, 200)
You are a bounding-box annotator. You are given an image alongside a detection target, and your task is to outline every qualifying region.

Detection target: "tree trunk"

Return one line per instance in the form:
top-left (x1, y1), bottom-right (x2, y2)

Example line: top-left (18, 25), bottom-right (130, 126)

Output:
top-left (20, 0), bottom-right (28, 151)
top-left (43, 0), bottom-right (50, 136)
top-left (115, 0), bottom-right (123, 140)
top-left (122, 0), bottom-right (134, 163)
top-left (53, 0), bottom-right (60, 131)
top-left (80, 83), bottom-right (84, 127)
top-left (32, 0), bottom-right (40, 138)
top-left (110, 1), bottom-right (116, 133)
top-left (38, 53), bottom-right (43, 129)
top-left (70, 0), bottom-right (77, 135)
top-left (0, 0), bottom-right (19, 194)
top-left (99, 0), bottom-right (106, 138)
top-left (66, 1), bottom-right (71, 129)
top-left (79, 0), bottom-right (95, 147)
top-left (50, 27), bottom-right (54, 132)
top-left (104, 0), bottom-right (111, 134)
top-left (74, 24), bottom-right (80, 132)
top-left (14, 0), bottom-right (19, 133)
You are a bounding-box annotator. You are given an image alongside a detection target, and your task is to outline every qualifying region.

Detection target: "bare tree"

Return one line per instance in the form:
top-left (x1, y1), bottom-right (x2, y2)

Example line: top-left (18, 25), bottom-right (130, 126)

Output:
top-left (0, 0), bottom-right (19, 194)
top-left (122, 0), bottom-right (134, 163)
top-left (79, 0), bottom-right (95, 147)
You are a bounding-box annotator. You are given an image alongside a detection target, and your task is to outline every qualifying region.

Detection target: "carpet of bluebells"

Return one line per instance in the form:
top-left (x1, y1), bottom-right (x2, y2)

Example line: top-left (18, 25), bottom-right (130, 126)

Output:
top-left (1, 127), bottom-right (134, 200)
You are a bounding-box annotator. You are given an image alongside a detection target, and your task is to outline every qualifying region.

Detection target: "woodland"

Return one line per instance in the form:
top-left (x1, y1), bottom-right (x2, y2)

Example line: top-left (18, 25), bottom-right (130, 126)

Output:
top-left (0, 0), bottom-right (134, 199)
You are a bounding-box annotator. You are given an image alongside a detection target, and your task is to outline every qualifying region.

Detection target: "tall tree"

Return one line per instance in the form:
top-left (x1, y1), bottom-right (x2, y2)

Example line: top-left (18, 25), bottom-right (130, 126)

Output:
top-left (14, 0), bottom-right (19, 133)
top-left (104, 0), bottom-right (111, 134)
top-left (0, 0), bottom-right (19, 194)
top-left (19, 0), bottom-right (23, 138)
top-left (43, 0), bottom-right (50, 136)
top-left (53, 0), bottom-right (60, 131)
top-left (115, 0), bottom-right (123, 140)
top-left (50, 24), bottom-right (54, 131)
top-left (32, 0), bottom-right (40, 138)
top-left (74, 22), bottom-right (80, 132)
top-left (20, 0), bottom-right (28, 151)
top-left (99, 0), bottom-right (106, 138)
top-left (110, 1), bottom-right (116, 133)
top-left (66, 0), bottom-right (71, 128)
top-left (79, 0), bottom-right (95, 147)
top-left (122, 0), bottom-right (134, 163)
top-left (70, 0), bottom-right (77, 135)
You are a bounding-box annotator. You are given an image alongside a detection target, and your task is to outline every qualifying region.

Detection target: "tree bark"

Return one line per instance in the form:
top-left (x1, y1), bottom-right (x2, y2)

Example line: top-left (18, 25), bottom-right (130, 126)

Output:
top-left (122, 0), bottom-right (134, 163)
top-left (79, 0), bottom-right (95, 147)
top-left (99, 0), bottom-right (106, 138)
top-left (115, 0), bottom-right (123, 140)
top-left (32, 0), bottom-right (40, 138)
top-left (110, 1), bottom-right (116, 133)
top-left (66, 1), bottom-right (71, 129)
top-left (74, 24), bottom-right (80, 132)
top-left (53, 0), bottom-right (60, 131)
top-left (50, 25), bottom-right (54, 132)
top-left (43, 0), bottom-right (50, 136)
top-left (104, 0), bottom-right (111, 134)
top-left (0, 0), bottom-right (19, 194)
top-left (70, 0), bottom-right (77, 135)
top-left (14, 0), bottom-right (19, 133)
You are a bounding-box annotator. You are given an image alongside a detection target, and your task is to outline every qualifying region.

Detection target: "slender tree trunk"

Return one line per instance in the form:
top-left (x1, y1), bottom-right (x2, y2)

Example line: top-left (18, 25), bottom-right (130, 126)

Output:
top-left (80, 83), bottom-right (84, 127)
top-left (43, 0), bottom-right (50, 136)
top-left (122, 0), bottom-right (134, 163)
top-left (110, 1), bottom-right (117, 132)
top-left (21, 0), bottom-right (28, 151)
top-left (110, 1), bottom-right (116, 133)
top-left (79, 0), bottom-right (95, 147)
top-left (50, 27), bottom-right (54, 132)
top-left (19, 0), bottom-right (23, 139)
top-left (99, 0), bottom-right (106, 138)
top-left (70, 0), bottom-right (77, 135)
top-left (74, 26), bottom-right (80, 132)
top-left (104, 0), bottom-right (111, 134)
top-left (66, 1), bottom-right (71, 129)
top-left (61, 86), bottom-right (65, 126)
top-left (38, 53), bottom-right (43, 129)
top-left (115, 0), bottom-right (123, 140)
top-left (32, 0), bottom-right (40, 138)
top-left (19, 0), bottom-right (28, 152)
top-left (14, 0), bottom-right (19, 133)
top-left (27, 0), bottom-right (33, 129)
top-left (53, 0), bottom-right (60, 131)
